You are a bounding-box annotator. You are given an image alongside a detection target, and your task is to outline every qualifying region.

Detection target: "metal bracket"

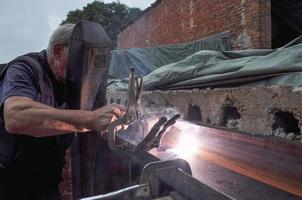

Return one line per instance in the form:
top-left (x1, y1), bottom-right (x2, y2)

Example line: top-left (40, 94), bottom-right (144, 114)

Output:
top-left (140, 159), bottom-right (233, 200)
top-left (140, 159), bottom-right (192, 198)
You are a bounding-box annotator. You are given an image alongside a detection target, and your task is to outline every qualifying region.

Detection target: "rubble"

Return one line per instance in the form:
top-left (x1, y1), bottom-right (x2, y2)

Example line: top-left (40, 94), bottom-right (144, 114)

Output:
top-left (273, 128), bottom-right (286, 138)
top-left (286, 133), bottom-right (296, 140)
top-left (226, 119), bottom-right (240, 129)
top-left (294, 135), bottom-right (302, 140)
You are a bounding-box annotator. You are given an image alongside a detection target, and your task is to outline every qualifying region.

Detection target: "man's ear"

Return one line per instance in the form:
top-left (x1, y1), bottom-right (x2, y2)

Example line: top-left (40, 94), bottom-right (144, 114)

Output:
top-left (53, 42), bottom-right (64, 60)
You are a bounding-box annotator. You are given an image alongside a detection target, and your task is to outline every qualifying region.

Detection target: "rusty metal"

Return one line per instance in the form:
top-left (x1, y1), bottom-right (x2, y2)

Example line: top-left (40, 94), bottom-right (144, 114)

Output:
top-left (148, 121), bottom-right (302, 199)
top-left (114, 119), bottom-right (302, 199)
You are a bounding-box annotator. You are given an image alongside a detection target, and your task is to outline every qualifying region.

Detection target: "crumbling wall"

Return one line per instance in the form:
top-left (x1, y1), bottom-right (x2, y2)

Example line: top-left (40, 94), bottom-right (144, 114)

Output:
top-left (107, 86), bottom-right (302, 142)
top-left (118, 0), bottom-right (271, 49)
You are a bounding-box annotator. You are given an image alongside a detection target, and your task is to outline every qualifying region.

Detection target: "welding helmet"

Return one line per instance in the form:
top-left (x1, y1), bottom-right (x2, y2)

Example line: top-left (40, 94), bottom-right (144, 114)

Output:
top-left (66, 20), bottom-right (112, 110)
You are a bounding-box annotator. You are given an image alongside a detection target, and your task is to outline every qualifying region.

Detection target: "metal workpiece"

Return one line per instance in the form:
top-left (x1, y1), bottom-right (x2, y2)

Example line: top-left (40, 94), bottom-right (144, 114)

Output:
top-left (105, 114), bottom-right (183, 181)
top-left (153, 167), bottom-right (233, 200)
top-left (112, 113), bottom-right (181, 157)
top-left (140, 159), bottom-right (192, 184)
top-left (107, 67), bottom-right (180, 152)
top-left (143, 159), bottom-right (191, 199)
top-left (107, 67), bottom-right (144, 150)
top-left (140, 158), bottom-right (192, 199)
top-left (80, 183), bottom-right (150, 200)
top-left (139, 159), bottom-right (232, 200)
top-left (82, 159), bottom-right (233, 200)
top-left (149, 121), bottom-right (302, 199)
top-left (83, 119), bottom-right (302, 200)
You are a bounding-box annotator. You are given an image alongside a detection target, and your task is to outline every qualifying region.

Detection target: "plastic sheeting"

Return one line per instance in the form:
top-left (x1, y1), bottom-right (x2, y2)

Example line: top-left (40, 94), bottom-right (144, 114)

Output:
top-left (107, 35), bottom-right (302, 91)
top-left (108, 32), bottom-right (232, 79)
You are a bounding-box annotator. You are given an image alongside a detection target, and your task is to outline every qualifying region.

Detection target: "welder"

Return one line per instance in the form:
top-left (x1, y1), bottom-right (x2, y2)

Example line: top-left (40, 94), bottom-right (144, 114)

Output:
top-left (0, 21), bottom-right (124, 199)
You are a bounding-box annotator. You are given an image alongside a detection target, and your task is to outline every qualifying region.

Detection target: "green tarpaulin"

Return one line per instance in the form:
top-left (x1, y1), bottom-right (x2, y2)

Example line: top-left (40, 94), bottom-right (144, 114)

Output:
top-left (108, 35), bottom-right (302, 91)
top-left (109, 32), bottom-right (232, 79)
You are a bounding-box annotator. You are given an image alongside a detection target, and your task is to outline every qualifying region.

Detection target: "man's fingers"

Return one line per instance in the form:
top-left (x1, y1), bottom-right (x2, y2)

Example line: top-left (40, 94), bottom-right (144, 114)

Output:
top-left (93, 104), bottom-right (128, 132)
top-left (117, 105), bottom-right (126, 114)
top-left (115, 124), bottom-right (127, 132)
top-left (112, 107), bottom-right (122, 118)
top-left (112, 105), bottom-right (126, 118)
top-left (111, 114), bottom-right (117, 122)
top-left (122, 124), bottom-right (128, 130)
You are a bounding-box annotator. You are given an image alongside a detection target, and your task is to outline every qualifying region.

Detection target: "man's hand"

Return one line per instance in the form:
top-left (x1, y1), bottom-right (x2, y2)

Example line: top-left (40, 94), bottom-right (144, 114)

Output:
top-left (89, 103), bottom-right (126, 132)
top-left (4, 96), bottom-right (127, 137)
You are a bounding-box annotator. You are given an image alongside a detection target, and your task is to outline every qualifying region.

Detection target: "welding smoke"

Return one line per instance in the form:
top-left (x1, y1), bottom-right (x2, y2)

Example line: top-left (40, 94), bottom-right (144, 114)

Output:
top-left (143, 104), bottom-right (181, 121)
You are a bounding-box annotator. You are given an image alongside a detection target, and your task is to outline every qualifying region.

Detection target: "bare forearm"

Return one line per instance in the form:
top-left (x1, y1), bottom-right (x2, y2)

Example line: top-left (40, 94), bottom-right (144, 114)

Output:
top-left (4, 97), bottom-right (94, 137)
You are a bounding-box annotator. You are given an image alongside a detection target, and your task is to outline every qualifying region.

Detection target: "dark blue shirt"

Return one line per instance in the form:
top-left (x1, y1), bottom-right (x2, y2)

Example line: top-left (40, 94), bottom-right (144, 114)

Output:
top-left (0, 51), bottom-right (71, 197)
top-left (0, 60), bottom-right (39, 105)
top-left (0, 50), bottom-right (66, 108)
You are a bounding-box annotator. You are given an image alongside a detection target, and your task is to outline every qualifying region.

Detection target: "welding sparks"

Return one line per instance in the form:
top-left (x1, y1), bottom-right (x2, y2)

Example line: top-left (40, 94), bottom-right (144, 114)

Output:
top-left (145, 118), bottom-right (203, 159)
top-left (169, 133), bottom-right (199, 159)
top-left (163, 120), bottom-right (203, 159)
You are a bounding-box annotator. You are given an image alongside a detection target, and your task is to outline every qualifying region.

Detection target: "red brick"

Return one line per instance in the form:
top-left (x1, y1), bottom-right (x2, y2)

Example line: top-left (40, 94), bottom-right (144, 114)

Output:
top-left (117, 0), bottom-right (271, 49)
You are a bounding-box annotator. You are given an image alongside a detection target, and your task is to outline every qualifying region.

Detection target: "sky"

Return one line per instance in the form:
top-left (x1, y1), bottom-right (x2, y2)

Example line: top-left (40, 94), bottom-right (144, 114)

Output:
top-left (0, 0), bottom-right (155, 63)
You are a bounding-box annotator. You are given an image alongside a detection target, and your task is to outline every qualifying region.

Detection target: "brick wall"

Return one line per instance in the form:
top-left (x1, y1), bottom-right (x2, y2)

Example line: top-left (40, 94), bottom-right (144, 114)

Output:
top-left (118, 0), bottom-right (271, 49)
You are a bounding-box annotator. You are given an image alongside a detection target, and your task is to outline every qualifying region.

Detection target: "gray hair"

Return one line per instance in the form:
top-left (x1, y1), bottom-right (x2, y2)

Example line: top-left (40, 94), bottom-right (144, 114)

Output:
top-left (46, 23), bottom-right (75, 56)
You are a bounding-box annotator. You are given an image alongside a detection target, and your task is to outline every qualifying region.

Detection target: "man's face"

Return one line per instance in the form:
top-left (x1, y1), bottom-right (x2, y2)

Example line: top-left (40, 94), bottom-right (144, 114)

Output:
top-left (59, 46), bottom-right (69, 83)
top-left (54, 45), bottom-right (69, 84)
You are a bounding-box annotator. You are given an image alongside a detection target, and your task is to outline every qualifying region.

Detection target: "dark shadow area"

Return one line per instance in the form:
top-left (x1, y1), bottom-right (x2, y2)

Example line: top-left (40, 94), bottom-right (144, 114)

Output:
top-left (272, 111), bottom-right (300, 135)
top-left (187, 104), bottom-right (203, 122)
top-left (220, 106), bottom-right (241, 127)
top-left (271, 0), bottom-right (302, 48)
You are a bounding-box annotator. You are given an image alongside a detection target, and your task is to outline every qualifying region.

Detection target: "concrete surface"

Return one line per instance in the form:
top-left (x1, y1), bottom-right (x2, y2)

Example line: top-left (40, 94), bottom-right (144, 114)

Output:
top-left (107, 86), bottom-right (302, 141)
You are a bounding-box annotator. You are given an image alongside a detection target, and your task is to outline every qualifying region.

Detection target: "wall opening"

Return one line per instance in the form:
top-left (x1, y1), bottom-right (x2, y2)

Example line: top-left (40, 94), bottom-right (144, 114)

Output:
top-left (117, 99), bottom-right (121, 105)
top-left (220, 106), bottom-right (241, 128)
top-left (272, 111), bottom-right (300, 136)
top-left (271, 0), bottom-right (302, 48)
top-left (187, 104), bottom-right (203, 122)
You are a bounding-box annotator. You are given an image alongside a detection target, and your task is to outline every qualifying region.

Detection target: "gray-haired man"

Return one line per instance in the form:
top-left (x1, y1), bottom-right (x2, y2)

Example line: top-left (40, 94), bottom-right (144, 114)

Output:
top-left (0, 23), bottom-right (123, 199)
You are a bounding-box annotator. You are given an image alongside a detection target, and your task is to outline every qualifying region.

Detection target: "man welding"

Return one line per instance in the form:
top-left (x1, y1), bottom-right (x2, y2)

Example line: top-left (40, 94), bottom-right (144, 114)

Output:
top-left (0, 21), bottom-right (124, 199)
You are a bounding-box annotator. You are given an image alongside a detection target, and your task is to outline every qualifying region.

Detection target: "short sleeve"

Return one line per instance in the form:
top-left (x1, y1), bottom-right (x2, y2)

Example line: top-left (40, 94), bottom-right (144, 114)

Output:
top-left (0, 62), bottom-right (39, 106)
